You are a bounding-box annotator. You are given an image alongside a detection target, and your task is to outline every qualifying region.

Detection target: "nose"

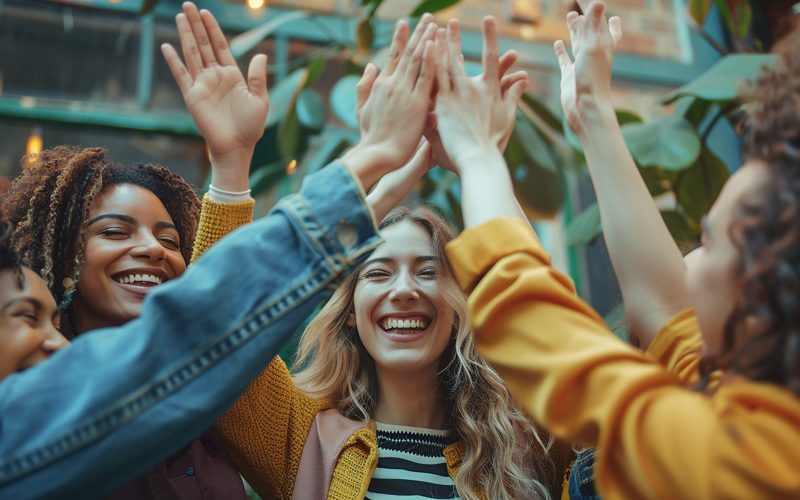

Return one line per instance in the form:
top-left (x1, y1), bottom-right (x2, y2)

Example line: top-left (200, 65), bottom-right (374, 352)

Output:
top-left (41, 325), bottom-right (70, 354)
top-left (130, 230), bottom-right (166, 261)
top-left (388, 271), bottom-right (420, 303)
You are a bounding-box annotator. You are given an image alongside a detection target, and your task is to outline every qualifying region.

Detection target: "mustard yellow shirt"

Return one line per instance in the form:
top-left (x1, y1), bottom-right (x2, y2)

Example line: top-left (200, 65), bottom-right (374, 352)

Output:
top-left (446, 217), bottom-right (800, 499)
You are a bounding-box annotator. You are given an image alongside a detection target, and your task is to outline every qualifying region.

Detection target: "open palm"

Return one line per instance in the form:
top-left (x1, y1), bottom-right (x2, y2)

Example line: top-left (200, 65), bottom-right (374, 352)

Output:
top-left (162, 3), bottom-right (269, 159)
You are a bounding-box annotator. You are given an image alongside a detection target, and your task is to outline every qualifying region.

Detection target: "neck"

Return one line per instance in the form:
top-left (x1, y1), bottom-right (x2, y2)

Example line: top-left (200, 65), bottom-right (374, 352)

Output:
top-left (373, 366), bottom-right (449, 429)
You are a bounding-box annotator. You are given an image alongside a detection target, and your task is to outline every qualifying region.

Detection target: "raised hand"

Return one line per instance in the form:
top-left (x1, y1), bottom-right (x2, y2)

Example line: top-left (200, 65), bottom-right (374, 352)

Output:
top-left (554, 0), bottom-right (621, 137)
top-left (161, 1), bottom-right (269, 191)
top-left (343, 14), bottom-right (437, 190)
top-left (425, 26), bottom-right (528, 173)
top-left (433, 17), bottom-right (528, 175)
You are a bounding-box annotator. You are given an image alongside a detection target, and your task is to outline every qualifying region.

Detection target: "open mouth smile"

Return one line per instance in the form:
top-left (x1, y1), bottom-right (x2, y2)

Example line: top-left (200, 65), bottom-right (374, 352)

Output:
top-left (111, 269), bottom-right (169, 291)
top-left (378, 315), bottom-right (432, 340)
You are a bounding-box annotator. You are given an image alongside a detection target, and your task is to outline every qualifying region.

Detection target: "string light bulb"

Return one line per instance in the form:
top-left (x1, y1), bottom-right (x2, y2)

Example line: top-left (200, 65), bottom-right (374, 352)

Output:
top-left (248, 0), bottom-right (266, 10)
top-left (25, 125), bottom-right (43, 168)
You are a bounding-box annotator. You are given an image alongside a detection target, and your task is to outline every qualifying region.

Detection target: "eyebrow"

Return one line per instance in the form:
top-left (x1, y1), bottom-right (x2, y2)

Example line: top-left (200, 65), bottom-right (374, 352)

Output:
top-left (362, 255), bottom-right (437, 267)
top-left (3, 297), bottom-right (43, 313)
top-left (88, 213), bottom-right (177, 231)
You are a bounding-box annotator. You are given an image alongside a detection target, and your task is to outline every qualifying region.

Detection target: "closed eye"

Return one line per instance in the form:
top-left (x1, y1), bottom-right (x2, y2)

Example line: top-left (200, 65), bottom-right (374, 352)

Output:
top-left (361, 269), bottom-right (391, 280)
top-left (418, 267), bottom-right (437, 278)
top-left (100, 228), bottom-right (129, 238)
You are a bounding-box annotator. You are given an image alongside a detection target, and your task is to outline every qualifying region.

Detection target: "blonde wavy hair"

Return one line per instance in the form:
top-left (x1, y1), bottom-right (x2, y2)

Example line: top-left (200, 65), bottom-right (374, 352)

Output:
top-left (293, 206), bottom-right (552, 500)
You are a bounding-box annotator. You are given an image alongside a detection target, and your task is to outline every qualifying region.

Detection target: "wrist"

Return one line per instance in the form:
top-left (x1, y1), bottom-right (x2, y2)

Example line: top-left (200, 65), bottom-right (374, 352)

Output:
top-left (575, 98), bottom-right (617, 139)
top-left (342, 143), bottom-right (398, 191)
top-left (451, 141), bottom-right (504, 176)
top-left (209, 148), bottom-right (254, 193)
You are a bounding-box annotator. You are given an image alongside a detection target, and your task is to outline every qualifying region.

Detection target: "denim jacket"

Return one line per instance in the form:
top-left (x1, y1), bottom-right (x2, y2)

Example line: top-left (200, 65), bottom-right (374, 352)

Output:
top-left (0, 163), bottom-right (380, 499)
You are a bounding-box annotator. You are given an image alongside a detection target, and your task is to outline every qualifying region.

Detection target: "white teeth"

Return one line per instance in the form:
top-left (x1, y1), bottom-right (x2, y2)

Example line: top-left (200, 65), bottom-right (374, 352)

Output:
top-left (115, 273), bottom-right (164, 285)
top-left (381, 317), bottom-right (429, 331)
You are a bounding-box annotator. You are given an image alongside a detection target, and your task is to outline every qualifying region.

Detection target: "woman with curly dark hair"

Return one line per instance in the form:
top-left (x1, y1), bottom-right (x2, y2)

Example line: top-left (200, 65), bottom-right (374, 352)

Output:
top-left (424, 1), bottom-right (800, 498)
top-left (0, 2), bottom-right (271, 495)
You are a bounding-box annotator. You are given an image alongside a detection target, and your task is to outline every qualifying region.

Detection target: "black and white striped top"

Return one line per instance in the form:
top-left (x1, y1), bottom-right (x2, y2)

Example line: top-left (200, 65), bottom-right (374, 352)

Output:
top-left (365, 422), bottom-right (460, 500)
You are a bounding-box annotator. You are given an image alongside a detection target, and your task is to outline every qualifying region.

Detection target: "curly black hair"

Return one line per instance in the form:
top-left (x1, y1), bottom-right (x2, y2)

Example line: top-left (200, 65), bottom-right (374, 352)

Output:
top-left (700, 26), bottom-right (800, 395)
top-left (0, 145), bottom-right (201, 337)
top-left (0, 219), bottom-right (24, 289)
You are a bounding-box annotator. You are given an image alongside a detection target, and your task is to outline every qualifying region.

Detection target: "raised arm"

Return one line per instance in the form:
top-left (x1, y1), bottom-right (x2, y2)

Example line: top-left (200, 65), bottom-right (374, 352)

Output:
top-left (161, 1), bottom-right (268, 194)
top-left (555, 1), bottom-right (689, 347)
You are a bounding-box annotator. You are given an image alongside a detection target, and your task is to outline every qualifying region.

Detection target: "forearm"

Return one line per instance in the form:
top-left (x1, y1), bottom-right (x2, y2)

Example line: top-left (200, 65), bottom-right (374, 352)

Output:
top-left (0, 164), bottom-right (380, 498)
top-left (457, 145), bottom-right (524, 228)
top-left (579, 109), bottom-right (689, 347)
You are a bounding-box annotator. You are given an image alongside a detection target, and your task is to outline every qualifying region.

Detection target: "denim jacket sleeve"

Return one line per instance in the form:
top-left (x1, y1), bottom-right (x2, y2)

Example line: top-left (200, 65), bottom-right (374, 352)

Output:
top-left (0, 163), bottom-right (381, 499)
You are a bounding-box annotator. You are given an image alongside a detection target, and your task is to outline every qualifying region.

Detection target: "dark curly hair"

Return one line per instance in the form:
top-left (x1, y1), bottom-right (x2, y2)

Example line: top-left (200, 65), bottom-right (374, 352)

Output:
top-left (0, 145), bottom-right (200, 338)
top-left (0, 219), bottom-right (24, 289)
top-left (700, 27), bottom-right (800, 395)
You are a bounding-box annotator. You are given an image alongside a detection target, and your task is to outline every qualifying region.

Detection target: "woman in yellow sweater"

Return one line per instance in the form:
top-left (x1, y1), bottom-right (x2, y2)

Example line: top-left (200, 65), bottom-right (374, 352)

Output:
top-left (430, 2), bottom-right (800, 498)
top-left (169, 5), bottom-right (572, 498)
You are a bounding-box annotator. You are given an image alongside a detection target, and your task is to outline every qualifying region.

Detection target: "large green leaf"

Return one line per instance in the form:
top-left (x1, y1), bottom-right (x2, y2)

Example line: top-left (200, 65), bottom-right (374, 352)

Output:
top-left (622, 117), bottom-right (701, 170)
top-left (661, 54), bottom-right (779, 104)
top-left (266, 69), bottom-right (307, 128)
top-left (514, 113), bottom-right (558, 173)
top-left (330, 75), bottom-right (361, 128)
top-left (296, 89), bottom-right (325, 130)
top-left (565, 202), bottom-right (601, 246)
top-left (411, 0), bottom-right (459, 16)
top-left (661, 210), bottom-right (697, 245)
top-left (520, 93), bottom-right (562, 132)
top-left (640, 166), bottom-right (673, 196)
top-left (688, 0), bottom-right (714, 26)
top-left (230, 11), bottom-right (310, 59)
top-left (675, 147), bottom-right (730, 221)
top-left (506, 131), bottom-right (565, 216)
top-left (249, 160), bottom-right (287, 196)
top-left (681, 98), bottom-right (713, 128)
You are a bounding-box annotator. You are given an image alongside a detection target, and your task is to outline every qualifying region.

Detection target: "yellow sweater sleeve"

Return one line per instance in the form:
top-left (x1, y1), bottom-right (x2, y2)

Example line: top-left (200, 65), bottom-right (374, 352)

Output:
top-left (446, 217), bottom-right (800, 499)
top-left (215, 358), bottom-right (327, 499)
top-left (190, 193), bottom-right (255, 263)
top-left (645, 309), bottom-right (703, 385)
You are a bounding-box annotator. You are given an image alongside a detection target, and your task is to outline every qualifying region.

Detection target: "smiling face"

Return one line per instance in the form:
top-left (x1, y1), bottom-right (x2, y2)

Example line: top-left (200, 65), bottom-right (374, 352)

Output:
top-left (72, 183), bottom-right (186, 332)
top-left (0, 266), bottom-right (69, 380)
top-left (685, 160), bottom-right (772, 353)
top-left (352, 219), bottom-right (455, 376)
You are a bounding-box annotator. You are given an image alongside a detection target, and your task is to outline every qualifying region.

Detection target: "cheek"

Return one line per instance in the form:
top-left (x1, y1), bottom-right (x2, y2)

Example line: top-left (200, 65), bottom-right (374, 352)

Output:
top-left (168, 252), bottom-right (187, 276)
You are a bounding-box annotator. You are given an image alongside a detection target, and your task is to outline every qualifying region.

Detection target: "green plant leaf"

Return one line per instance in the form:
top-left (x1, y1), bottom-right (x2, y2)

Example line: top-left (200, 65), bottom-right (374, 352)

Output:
top-left (514, 113), bottom-right (558, 173)
top-left (249, 160), bottom-right (287, 196)
top-left (688, 0), bottom-right (714, 26)
top-left (735, 1), bottom-right (752, 38)
top-left (661, 210), bottom-right (697, 245)
top-left (296, 89), bottom-right (325, 130)
top-left (277, 106), bottom-right (301, 159)
top-left (520, 93), bottom-right (562, 132)
top-left (330, 75), bottom-right (361, 128)
top-left (675, 147), bottom-right (730, 220)
top-left (230, 11), bottom-right (310, 59)
top-left (640, 166), bottom-right (673, 196)
top-left (266, 69), bottom-right (307, 128)
top-left (661, 54), bottom-right (779, 104)
top-left (622, 117), bottom-right (701, 170)
top-left (616, 109), bottom-right (643, 126)
top-left (562, 115), bottom-right (584, 153)
top-left (565, 202), bottom-right (601, 246)
top-left (681, 98), bottom-right (713, 128)
top-left (363, 0), bottom-right (386, 19)
top-left (411, 0), bottom-right (459, 17)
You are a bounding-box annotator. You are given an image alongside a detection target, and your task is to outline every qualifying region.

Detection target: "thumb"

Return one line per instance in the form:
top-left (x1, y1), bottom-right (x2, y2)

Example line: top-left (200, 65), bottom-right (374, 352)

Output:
top-left (247, 54), bottom-right (269, 103)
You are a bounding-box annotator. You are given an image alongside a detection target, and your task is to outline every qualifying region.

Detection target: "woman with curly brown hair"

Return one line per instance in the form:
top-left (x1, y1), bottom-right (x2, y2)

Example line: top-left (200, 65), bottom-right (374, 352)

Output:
top-left (426, 1), bottom-right (800, 498)
top-left (0, 1), bottom-right (271, 495)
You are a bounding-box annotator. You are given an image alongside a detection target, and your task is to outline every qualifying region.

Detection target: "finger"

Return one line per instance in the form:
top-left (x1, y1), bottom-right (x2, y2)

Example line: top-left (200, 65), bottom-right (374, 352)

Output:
top-left (183, 1), bottom-right (217, 67)
top-left (446, 19), bottom-right (468, 88)
top-left (356, 63), bottom-right (378, 111)
top-left (480, 16), bottom-right (500, 88)
top-left (501, 70), bottom-right (528, 94)
top-left (609, 16), bottom-right (623, 48)
top-left (414, 40), bottom-right (436, 95)
top-left (175, 13), bottom-right (203, 77)
top-left (396, 13), bottom-right (434, 77)
top-left (161, 43), bottom-right (193, 95)
top-left (434, 28), bottom-right (451, 93)
top-left (407, 23), bottom-right (437, 85)
top-left (247, 53), bottom-right (269, 102)
top-left (384, 20), bottom-right (409, 75)
top-left (505, 78), bottom-right (528, 108)
top-left (498, 50), bottom-right (518, 77)
top-left (200, 8), bottom-right (236, 67)
top-left (566, 11), bottom-right (580, 53)
top-left (587, 1), bottom-right (607, 27)
top-left (553, 40), bottom-right (572, 77)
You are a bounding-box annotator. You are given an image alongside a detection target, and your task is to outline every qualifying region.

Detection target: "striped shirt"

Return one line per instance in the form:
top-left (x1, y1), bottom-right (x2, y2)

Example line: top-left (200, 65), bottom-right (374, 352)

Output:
top-left (365, 422), bottom-right (460, 500)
